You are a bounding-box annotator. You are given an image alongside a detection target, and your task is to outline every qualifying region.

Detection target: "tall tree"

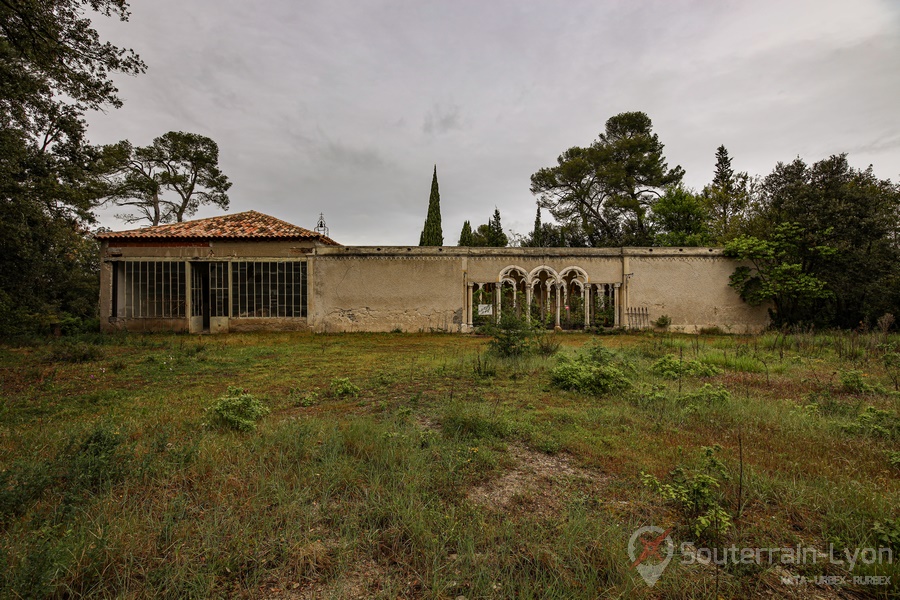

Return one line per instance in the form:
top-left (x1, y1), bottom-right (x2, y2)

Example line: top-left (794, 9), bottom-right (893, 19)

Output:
top-left (419, 165), bottom-right (443, 246)
top-left (530, 207), bottom-right (543, 247)
top-left (0, 0), bottom-right (145, 333)
top-left (729, 154), bottom-right (900, 326)
top-left (651, 185), bottom-right (710, 247)
top-left (100, 132), bottom-right (232, 225)
top-left (701, 145), bottom-right (752, 243)
top-left (471, 208), bottom-right (508, 247)
top-left (457, 220), bottom-right (474, 246)
top-left (530, 111), bottom-right (683, 246)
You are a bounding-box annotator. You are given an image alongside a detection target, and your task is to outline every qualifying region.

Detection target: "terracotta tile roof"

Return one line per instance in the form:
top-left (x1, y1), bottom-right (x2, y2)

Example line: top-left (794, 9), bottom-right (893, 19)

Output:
top-left (97, 211), bottom-right (340, 245)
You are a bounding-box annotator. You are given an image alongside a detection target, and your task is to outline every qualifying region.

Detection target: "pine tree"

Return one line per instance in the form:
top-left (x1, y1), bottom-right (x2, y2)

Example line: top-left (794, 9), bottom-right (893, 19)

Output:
top-left (712, 145), bottom-right (735, 194)
top-left (419, 165), bottom-right (443, 246)
top-left (458, 220), bottom-right (474, 246)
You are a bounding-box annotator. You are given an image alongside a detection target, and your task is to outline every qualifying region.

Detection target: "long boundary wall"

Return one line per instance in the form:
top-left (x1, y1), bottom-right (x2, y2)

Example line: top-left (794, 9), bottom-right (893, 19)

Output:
top-left (98, 242), bottom-right (770, 334)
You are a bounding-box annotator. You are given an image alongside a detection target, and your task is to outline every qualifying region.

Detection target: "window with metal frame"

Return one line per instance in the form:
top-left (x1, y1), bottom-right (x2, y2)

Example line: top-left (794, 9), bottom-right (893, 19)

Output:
top-left (123, 261), bottom-right (186, 318)
top-left (231, 261), bottom-right (306, 318)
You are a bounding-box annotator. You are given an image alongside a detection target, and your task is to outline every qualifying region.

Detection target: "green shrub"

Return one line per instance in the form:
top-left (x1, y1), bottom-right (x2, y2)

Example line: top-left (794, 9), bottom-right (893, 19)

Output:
top-left (550, 353), bottom-right (630, 395)
top-left (290, 389), bottom-right (318, 407)
top-left (534, 331), bottom-right (561, 357)
top-left (653, 314), bottom-right (672, 329)
top-left (487, 311), bottom-right (536, 358)
top-left (330, 377), bottom-right (360, 398)
top-left (207, 387), bottom-right (270, 432)
top-left (839, 369), bottom-right (875, 394)
top-left (63, 425), bottom-right (129, 491)
top-left (847, 406), bottom-right (900, 439)
top-left (642, 446), bottom-right (732, 540)
top-left (41, 341), bottom-right (103, 363)
top-left (886, 451), bottom-right (900, 471)
top-left (651, 354), bottom-right (721, 379)
top-left (873, 519), bottom-right (900, 553)
top-left (680, 384), bottom-right (731, 406)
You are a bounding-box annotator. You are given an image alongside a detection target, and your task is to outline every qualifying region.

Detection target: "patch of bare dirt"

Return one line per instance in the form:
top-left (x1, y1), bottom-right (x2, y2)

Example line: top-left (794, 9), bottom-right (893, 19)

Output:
top-left (467, 444), bottom-right (608, 518)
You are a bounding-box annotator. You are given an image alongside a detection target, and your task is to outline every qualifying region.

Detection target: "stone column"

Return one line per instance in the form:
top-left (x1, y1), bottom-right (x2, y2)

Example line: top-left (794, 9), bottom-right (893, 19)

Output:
top-left (613, 283), bottom-right (622, 327)
top-left (495, 284), bottom-right (501, 323)
top-left (584, 284), bottom-right (591, 329)
top-left (466, 282), bottom-right (474, 330)
top-left (555, 284), bottom-right (561, 328)
top-left (525, 284), bottom-right (532, 324)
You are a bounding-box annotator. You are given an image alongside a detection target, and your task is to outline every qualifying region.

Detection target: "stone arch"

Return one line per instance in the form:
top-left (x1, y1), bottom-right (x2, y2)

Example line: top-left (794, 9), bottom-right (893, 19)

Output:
top-left (559, 266), bottom-right (589, 284)
top-left (498, 265), bottom-right (528, 283)
top-left (559, 267), bottom-right (589, 330)
top-left (527, 265), bottom-right (560, 285)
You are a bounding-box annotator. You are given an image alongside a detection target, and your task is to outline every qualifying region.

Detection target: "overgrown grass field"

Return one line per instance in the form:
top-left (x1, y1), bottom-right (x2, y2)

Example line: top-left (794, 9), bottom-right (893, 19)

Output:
top-left (1, 329), bottom-right (898, 598)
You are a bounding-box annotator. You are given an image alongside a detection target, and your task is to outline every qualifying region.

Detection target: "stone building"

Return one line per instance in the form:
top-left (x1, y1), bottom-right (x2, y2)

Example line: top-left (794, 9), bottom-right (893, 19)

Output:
top-left (97, 211), bottom-right (769, 334)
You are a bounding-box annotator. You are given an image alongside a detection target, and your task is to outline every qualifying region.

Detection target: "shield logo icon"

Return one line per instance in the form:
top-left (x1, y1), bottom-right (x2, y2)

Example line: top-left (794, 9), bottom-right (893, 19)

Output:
top-left (628, 526), bottom-right (675, 587)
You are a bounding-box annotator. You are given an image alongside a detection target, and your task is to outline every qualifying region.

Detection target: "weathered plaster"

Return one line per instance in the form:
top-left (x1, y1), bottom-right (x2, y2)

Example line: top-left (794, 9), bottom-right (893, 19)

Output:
top-left (98, 241), bottom-right (770, 334)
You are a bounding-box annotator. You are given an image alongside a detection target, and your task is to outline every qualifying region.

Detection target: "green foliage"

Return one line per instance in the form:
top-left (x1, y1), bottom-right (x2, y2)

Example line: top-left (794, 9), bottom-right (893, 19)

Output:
top-left (653, 314), bottom-right (671, 329)
top-left (290, 389), bottom-right (319, 407)
top-left (652, 185), bottom-right (710, 246)
top-left (642, 446), bottom-right (732, 540)
top-left (838, 369), bottom-right (875, 394)
top-left (650, 354), bottom-right (721, 379)
top-left (63, 425), bottom-right (129, 492)
top-left (41, 341), bottom-right (103, 363)
top-left (740, 155), bottom-right (900, 327)
top-left (330, 377), bottom-right (360, 398)
top-left (469, 208), bottom-right (509, 247)
top-left (419, 165), bottom-right (443, 246)
top-left (700, 146), bottom-right (753, 243)
top-left (0, 0), bottom-right (145, 336)
top-left (487, 310), bottom-right (537, 357)
top-left (725, 222), bottom-right (835, 324)
top-left (0, 461), bottom-right (52, 523)
top-left (680, 384), bottom-right (731, 406)
top-left (530, 111), bottom-right (684, 246)
top-left (550, 343), bottom-right (630, 394)
top-left (882, 349), bottom-right (900, 391)
top-left (887, 451), bottom-right (900, 471)
top-left (849, 406), bottom-right (900, 439)
top-left (873, 519), bottom-right (900, 553)
top-left (207, 387), bottom-right (270, 432)
top-left (457, 220), bottom-right (474, 246)
top-left (99, 132), bottom-right (232, 225)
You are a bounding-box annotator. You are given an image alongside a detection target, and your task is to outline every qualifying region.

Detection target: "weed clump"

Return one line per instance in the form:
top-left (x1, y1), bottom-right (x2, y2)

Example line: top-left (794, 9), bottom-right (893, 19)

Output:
top-left (550, 342), bottom-right (630, 394)
top-left (41, 341), bottom-right (103, 363)
top-left (846, 406), bottom-right (900, 439)
top-left (330, 377), bottom-right (360, 398)
top-left (650, 354), bottom-right (721, 379)
top-left (207, 387), bottom-right (270, 432)
top-left (642, 445), bottom-right (732, 540)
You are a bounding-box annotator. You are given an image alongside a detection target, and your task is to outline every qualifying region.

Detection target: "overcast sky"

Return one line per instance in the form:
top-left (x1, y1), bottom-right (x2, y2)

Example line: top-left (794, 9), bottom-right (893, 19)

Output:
top-left (87, 0), bottom-right (900, 245)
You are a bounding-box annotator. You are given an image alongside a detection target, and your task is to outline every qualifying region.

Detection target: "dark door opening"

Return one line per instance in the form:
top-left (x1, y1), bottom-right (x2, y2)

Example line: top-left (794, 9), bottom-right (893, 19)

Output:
top-left (191, 262), bottom-right (211, 332)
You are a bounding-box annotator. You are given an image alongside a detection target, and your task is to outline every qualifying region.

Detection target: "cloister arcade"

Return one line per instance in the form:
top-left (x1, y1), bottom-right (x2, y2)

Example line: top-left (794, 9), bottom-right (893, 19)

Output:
top-left (466, 265), bottom-right (620, 330)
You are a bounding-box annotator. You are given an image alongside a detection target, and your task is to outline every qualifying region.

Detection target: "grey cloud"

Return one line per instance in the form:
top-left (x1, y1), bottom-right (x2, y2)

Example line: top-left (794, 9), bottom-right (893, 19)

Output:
top-left (423, 104), bottom-right (462, 135)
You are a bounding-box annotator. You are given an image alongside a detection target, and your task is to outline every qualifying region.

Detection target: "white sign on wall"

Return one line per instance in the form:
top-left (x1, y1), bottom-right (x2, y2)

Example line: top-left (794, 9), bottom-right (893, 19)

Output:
top-left (477, 304), bottom-right (493, 316)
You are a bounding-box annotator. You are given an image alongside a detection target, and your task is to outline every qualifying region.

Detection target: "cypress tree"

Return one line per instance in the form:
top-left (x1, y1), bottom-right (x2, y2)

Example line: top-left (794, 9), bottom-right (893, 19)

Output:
top-left (458, 220), bottom-right (474, 246)
top-left (419, 165), bottom-right (443, 246)
top-left (531, 207), bottom-right (543, 247)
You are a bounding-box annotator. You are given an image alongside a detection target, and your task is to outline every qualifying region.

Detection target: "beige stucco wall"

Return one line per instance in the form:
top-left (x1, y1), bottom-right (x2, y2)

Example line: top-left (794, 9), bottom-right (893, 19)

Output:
top-left (308, 254), bottom-right (465, 332)
top-left (308, 246), bottom-right (769, 333)
top-left (98, 241), bottom-right (770, 334)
